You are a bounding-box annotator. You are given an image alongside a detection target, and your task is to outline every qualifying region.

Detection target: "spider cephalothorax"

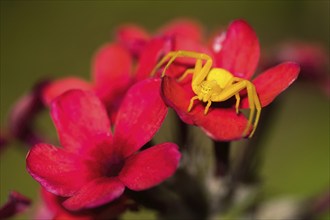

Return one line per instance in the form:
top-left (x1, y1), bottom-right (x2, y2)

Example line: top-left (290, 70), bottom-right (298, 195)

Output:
top-left (151, 50), bottom-right (261, 138)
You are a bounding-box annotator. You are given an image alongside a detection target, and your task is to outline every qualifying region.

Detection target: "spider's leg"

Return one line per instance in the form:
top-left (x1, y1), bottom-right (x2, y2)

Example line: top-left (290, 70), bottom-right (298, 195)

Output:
top-left (212, 80), bottom-right (247, 102)
top-left (230, 78), bottom-right (261, 137)
top-left (187, 96), bottom-right (199, 112)
top-left (249, 85), bottom-right (261, 138)
top-left (204, 100), bottom-right (212, 115)
top-left (179, 56), bottom-right (205, 81)
top-left (150, 51), bottom-right (178, 77)
top-left (177, 68), bottom-right (195, 82)
top-left (243, 81), bottom-right (256, 138)
top-left (163, 50), bottom-right (213, 89)
top-left (191, 56), bottom-right (212, 92)
top-left (162, 52), bottom-right (185, 77)
top-left (166, 51), bottom-right (213, 96)
top-left (161, 51), bottom-right (211, 78)
top-left (211, 80), bottom-right (254, 137)
top-left (223, 77), bottom-right (242, 114)
top-left (234, 93), bottom-right (240, 114)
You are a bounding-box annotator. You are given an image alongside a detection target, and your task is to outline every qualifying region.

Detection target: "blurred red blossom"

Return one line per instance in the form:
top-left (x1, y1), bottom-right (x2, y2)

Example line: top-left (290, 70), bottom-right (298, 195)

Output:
top-left (35, 188), bottom-right (136, 220)
top-left (263, 41), bottom-right (329, 97)
top-left (160, 19), bottom-right (300, 141)
top-left (115, 18), bottom-right (203, 58)
top-left (7, 80), bottom-right (49, 146)
top-left (42, 19), bottom-right (204, 123)
top-left (5, 19), bottom-right (204, 150)
top-left (27, 79), bottom-right (181, 211)
top-left (0, 191), bottom-right (31, 219)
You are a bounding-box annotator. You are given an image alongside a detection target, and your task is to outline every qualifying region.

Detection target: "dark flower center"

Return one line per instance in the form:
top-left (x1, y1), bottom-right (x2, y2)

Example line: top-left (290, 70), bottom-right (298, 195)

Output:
top-left (104, 157), bottom-right (124, 177)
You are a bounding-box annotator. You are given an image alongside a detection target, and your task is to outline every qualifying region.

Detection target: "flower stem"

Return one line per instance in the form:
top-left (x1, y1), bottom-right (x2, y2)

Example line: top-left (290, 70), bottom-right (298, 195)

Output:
top-left (213, 141), bottom-right (231, 177)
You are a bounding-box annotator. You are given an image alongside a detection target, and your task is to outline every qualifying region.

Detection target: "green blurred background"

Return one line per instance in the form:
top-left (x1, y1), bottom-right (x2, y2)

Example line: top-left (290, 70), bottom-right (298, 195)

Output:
top-left (0, 1), bottom-right (329, 219)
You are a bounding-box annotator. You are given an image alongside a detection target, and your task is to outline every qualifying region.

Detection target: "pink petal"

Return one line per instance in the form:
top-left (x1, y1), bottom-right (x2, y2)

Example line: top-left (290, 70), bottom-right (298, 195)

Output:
top-left (241, 62), bottom-right (300, 108)
top-left (63, 178), bottom-right (125, 211)
top-left (92, 43), bottom-right (133, 104)
top-left (161, 76), bottom-right (196, 125)
top-left (42, 77), bottom-right (92, 106)
top-left (39, 188), bottom-right (63, 217)
top-left (135, 37), bottom-right (172, 81)
top-left (194, 108), bottom-right (250, 141)
top-left (26, 143), bottom-right (95, 197)
top-left (113, 78), bottom-right (168, 157)
top-left (158, 18), bottom-right (203, 42)
top-left (214, 19), bottom-right (260, 79)
top-left (119, 143), bottom-right (180, 191)
top-left (115, 24), bottom-right (150, 56)
top-left (50, 90), bottom-right (111, 151)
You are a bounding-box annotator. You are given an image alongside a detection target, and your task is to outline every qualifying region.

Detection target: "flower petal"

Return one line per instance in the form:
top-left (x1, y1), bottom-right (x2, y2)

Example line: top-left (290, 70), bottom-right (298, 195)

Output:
top-left (26, 143), bottom-right (94, 197)
top-left (135, 37), bottom-right (172, 81)
top-left (63, 178), bottom-right (125, 211)
top-left (113, 78), bottom-right (168, 157)
top-left (158, 18), bottom-right (203, 42)
top-left (241, 62), bottom-right (300, 108)
top-left (92, 43), bottom-right (133, 104)
top-left (119, 143), bottom-right (180, 191)
top-left (161, 76), bottom-right (196, 124)
top-left (194, 108), bottom-right (250, 141)
top-left (214, 19), bottom-right (260, 79)
top-left (115, 24), bottom-right (150, 56)
top-left (42, 77), bottom-right (92, 106)
top-left (50, 90), bottom-right (111, 151)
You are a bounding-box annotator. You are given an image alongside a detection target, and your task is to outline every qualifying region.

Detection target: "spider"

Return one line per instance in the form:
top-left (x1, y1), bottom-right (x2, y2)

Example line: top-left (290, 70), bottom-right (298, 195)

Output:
top-left (151, 50), bottom-right (261, 138)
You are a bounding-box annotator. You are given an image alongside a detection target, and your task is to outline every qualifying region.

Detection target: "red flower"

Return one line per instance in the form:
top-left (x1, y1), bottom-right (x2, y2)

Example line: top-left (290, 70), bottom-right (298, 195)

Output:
top-left (117, 18), bottom-right (209, 81)
top-left (161, 20), bottom-right (300, 141)
top-left (7, 79), bottom-right (49, 146)
top-left (0, 191), bottom-right (31, 219)
top-left (116, 18), bottom-right (203, 58)
top-left (27, 78), bottom-right (181, 211)
top-left (42, 19), bottom-right (204, 123)
top-left (266, 41), bottom-right (330, 97)
top-left (36, 188), bottom-right (135, 220)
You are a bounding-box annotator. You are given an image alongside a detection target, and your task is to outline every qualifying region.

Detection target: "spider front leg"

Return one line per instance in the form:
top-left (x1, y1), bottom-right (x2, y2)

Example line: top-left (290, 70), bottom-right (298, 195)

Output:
top-left (150, 51), bottom-right (180, 77)
top-left (205, 100), bottom-right (212, 115)
top-left (187, 96), bottom-right (212, 114)
top-left (187, 96), bottom-right (199, 112)
top-left (177, 68), bottom-right (195, 82)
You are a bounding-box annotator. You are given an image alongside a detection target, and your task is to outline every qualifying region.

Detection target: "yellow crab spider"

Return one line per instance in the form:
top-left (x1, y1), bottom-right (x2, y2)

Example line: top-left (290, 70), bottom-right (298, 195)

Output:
top-left (151, 50), bottom-right (261, 138)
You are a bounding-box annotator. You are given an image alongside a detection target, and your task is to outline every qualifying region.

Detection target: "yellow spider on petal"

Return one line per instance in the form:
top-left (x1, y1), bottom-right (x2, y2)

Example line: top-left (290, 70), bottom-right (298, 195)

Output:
top-left (152, 50), bottom-right (261, 138)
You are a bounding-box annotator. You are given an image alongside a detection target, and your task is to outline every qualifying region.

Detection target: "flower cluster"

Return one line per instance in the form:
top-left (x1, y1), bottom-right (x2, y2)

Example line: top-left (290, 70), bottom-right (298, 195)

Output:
top-left (27, 80), bottom-right (181, 211)
top-left (3, 18), bottom-right (314, 219)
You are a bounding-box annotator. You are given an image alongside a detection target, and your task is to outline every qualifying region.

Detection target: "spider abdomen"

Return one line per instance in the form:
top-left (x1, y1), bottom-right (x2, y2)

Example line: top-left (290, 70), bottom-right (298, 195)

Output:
top-left (206, 68), bottom-right (234, 89)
